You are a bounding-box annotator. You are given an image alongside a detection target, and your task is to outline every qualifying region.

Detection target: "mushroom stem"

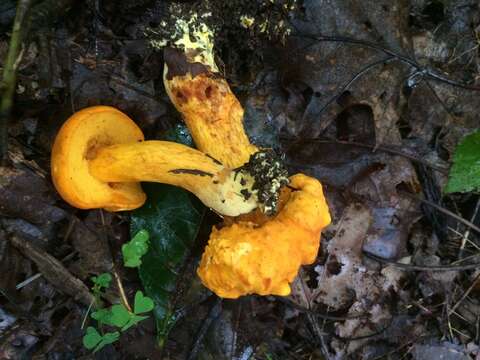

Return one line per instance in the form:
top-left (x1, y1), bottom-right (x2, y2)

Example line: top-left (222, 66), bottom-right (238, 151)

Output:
top-left (88, 140), bottom-right (258, 217)
top-left (163, 48), bottom-right (258, 169)
top-left (51, 105), bottom-right (264, 215)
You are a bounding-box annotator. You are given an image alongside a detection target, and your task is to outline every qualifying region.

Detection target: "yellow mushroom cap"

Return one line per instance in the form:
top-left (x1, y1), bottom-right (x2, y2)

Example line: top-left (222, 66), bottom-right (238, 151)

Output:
top-left (197, 174), bottom-right (331, 298)
top-left (51, 106), bottom-right (146, 211)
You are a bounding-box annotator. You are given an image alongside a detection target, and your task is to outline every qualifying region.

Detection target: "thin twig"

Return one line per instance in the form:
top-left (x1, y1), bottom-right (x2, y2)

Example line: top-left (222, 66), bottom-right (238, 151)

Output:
top-left (364, 251), bottom-right (480, 271)
top-left (109, 75), bottom-right (165, 103)
top-left (186, 298), bottom-right (222, 360)
top-left (10, 234), bottom-right (94, 306)
top-left (458, 198), bottom-right (480, 259)
top-left (113, 268), bottom-right (132, 312)
top-left (296, 269), bottom-right (331, 360)
top-left (299, 56), bottom-right (395, 135)
top-left (15, 251), bottom-right (76, 290)
top-left (80, 299), bottom-right (95, 330)
top-left (15, 273), bottom-right (42, 289)
top-left (400, 191), bottom-right (480, 234)
top-left (334, 318), bottom-right (392, 341)
top-left (476, 315), bottom-right (479, 343)
top-left (425, 81), bottom-right (457, 123)
top-left (448, 228), bottom-right (480, 252)
top-left (448, 272), bottom-right (480, 316)
top-left (449, 309), bottom-right (470, 323)
top-left (99, 209), bottom-right (132, 312)
top-left (285, 139), bottom-right (448, 174)
top-left (276, 297), bottom-right (366, 321)
top-left (445, 295), bottom-right (454, 340)
top-left (451, 326), bottom-right (471, 340)
top-left (291, 33), bottom-right (480, 91)
top-left (0, 0), bottom-right (32, 164)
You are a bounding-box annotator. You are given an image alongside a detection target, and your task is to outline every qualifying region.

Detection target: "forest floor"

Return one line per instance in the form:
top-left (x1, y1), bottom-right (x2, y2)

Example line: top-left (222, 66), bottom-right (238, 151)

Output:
top-left (0, 0), bottom-right (480, 359)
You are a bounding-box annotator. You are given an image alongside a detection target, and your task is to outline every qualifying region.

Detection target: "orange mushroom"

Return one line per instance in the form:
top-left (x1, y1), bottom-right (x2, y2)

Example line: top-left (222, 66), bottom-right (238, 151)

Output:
top-left (198, 174), bottom-right (331, 298)
top-left (51, 105), bottom-right (284, 216)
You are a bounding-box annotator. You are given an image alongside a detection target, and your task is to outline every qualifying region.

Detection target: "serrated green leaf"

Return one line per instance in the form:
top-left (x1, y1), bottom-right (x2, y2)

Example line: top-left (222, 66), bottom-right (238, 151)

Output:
top-left (92, 273), bottom-right (112, 289)
top-left (130, 123), bottom-right (204, 346)
top-left (445, 131), bottom-right (480, 193)
top-left (134, 291), bottom-right (154, 314)
top-left (122, 229), bottom-right (150, 268)
top-left (83, 327), bottom-right (102, 350)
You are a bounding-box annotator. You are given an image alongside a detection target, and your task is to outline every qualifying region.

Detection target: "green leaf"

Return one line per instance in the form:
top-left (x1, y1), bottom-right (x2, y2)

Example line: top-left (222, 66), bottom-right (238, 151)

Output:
top-left (91, 304), bottom-right (131, 328)
top-left (131, 124), bottom-right (205, 346)
top-left (131, 183), bottom-right (205, 346)
top-left (91, 273), bottom-right (112, 289)
top-left (134, 291), bottom-right (154, 314)
top-left (122, 229), bottom-right (150, 268)
top-left (83, 327), bottom-right (120, 353)
top-left (94, 331), bottom-right (120, 353)
top-left (109, 304), bottom-right (132, 327)
top-left (83, 327), bottom-right (102, 350)
top-left (445, 131), bottom-right (480, 193)
top-left (121, 314), bottom-right (149, 332)
top-left (90, 308), bottom-right (111, 324)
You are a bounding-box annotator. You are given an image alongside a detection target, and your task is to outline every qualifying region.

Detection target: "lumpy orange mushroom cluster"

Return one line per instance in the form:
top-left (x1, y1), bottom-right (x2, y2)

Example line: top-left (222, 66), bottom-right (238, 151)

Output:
top-left (198, 174), bottom-right (331, 298)
top-left (51, 23), bottom-right (331, 299)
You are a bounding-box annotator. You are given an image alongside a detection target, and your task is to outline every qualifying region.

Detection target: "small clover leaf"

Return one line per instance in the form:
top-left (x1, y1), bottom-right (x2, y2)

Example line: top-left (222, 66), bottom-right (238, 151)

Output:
top-left (121, 314), bottom-right (149, 332)
top-left (134, 291), bottom-right (154, 314)
top-left (92, 273), bottom-right (112, 289)
top-left (91, 308), bottom-right (112, 325)
top-left (122, 230), bottom-right (150, 268)
top-left (94, 331), bottom-right (120, 353)
top-left (83, 327), bottom-right (102, 350)
top-left (84, 290), bottom-right (153, 353)
top-left (83, 327), bottom-right (120, 352)
top-left (91, 304), bottom-right (131, 328)
top-left (108, 304), bottom-right (131, 328)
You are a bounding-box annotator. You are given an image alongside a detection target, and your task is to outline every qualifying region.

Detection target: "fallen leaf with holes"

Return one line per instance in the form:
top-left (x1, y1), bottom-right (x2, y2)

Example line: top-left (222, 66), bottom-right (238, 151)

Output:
top-left (314, 203), bottom-right (374, 309)
top-left (313, 203), bottom-right (405, 355)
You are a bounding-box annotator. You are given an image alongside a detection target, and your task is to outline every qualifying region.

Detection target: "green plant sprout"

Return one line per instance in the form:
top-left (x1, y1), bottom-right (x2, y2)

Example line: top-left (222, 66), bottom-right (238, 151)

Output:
top-left (83, 327), bottom-right (120, 353)
top-left (83, 288), bottom-right (154, 352)
top-left (91, 272), bottom-right (112, 305)
top-left (83, 230), bottom-right (154, 353)
top-left (122, 229), bottom-right (150, 267)
top-left (91, 291), bottom-right (154, 332)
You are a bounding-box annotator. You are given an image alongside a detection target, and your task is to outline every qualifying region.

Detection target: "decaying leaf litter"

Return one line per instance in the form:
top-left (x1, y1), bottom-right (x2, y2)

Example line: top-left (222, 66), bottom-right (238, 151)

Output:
top-left (0, 0), bottom-right (480, 359)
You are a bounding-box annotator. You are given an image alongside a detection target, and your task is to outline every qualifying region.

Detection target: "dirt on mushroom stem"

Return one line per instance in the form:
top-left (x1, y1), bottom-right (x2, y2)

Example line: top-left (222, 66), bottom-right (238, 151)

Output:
top-left (145, 0), bottom-right (299, 80)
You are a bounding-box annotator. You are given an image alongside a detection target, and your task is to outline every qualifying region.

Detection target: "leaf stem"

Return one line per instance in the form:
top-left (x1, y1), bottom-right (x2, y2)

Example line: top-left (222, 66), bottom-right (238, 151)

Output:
top-left (113, 269), bottom-right (132, 312)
